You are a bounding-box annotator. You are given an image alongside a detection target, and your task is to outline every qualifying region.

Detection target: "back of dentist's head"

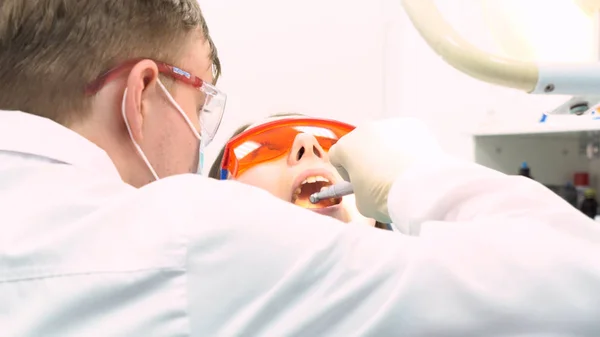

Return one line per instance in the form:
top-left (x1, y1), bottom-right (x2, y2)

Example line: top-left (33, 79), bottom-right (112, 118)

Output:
top-left (0, 0), bottom-right (221, 187)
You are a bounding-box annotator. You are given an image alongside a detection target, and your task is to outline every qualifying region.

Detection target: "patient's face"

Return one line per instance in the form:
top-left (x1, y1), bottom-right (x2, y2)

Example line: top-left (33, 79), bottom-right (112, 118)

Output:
top-left (234, 116), bottom-right (374, 226)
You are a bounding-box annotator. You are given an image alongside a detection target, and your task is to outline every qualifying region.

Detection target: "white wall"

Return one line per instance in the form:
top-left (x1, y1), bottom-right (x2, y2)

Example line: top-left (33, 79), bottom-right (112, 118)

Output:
top-left (199, 0), bottom-right (389, 166)
top-left (200, 0), bottom-right (594, 167)
top-left (383, 0), bottom-right (584, 161)
top-left (383, 0), bottom-right (491, 161)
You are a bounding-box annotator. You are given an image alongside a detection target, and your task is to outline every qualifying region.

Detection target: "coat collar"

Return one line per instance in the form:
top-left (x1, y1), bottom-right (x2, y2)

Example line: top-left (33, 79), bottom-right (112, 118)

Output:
top-left (0, 110), bottom-right (122, 180)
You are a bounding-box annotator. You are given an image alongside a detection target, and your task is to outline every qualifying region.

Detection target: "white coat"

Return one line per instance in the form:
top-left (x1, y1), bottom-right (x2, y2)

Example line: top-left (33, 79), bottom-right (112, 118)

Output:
top-left (1, 109), bottom-right (600, 336)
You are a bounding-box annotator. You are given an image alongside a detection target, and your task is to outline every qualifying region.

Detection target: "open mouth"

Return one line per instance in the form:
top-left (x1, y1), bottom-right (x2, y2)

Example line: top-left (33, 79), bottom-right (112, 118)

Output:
top-left (291, 175), bottom-right (342, 209)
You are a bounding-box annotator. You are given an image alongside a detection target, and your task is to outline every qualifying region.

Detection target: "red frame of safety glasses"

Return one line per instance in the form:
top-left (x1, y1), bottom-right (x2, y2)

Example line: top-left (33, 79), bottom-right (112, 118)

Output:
top-left (85, 58), bottom-right (204, 95)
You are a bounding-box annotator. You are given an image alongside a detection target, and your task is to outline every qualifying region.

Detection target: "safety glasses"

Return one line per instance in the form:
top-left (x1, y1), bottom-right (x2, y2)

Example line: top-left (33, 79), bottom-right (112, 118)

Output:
top-left (85, 58), bottom-right (227, 145)
top-left (220, 117), bottom-right (355, 179)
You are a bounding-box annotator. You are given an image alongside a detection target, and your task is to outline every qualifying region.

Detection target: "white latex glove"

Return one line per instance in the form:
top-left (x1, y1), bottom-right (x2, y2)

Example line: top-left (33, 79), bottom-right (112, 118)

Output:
top-left (328, 117), bottom-right (444, 223)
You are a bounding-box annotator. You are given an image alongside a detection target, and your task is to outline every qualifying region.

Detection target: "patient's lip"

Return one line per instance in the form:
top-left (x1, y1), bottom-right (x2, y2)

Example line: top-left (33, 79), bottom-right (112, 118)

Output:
top-left (310, 204), bottom-right (342, 217)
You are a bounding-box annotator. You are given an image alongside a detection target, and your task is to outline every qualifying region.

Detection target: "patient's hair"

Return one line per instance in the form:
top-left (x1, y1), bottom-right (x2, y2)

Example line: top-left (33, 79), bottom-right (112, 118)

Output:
top-left (0, 0), bottom-right (220, 126)
top-left (209, 113), bottom-right (390, 230)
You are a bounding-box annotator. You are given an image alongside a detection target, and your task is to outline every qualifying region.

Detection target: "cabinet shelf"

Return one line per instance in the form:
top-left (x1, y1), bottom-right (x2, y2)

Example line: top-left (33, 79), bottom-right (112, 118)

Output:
top-left (473, 115), bottom-right (600, 138)
top-left (471, 115), bottom-right (598, 191)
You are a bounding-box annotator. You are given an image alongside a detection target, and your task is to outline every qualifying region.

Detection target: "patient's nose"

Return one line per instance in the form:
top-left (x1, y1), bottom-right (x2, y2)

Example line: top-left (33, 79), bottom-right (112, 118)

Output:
top-left (288, 133), bottom-right (325, 165)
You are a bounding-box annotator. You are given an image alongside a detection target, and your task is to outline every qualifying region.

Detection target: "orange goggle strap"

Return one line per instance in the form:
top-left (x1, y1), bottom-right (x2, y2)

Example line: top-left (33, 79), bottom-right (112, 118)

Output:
top-left (219, 117), bottom-right (355, 180)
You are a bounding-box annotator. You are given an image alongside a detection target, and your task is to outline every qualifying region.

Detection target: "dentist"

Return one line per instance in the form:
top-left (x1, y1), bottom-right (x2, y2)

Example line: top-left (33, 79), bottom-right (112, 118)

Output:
top-left (0, 0), bottom-right (599, 336)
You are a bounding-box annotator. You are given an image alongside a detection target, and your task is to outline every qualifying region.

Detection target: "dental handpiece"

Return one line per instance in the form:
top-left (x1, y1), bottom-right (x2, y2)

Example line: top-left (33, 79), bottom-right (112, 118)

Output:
top-left (309, 181), bottom-right (354, 204)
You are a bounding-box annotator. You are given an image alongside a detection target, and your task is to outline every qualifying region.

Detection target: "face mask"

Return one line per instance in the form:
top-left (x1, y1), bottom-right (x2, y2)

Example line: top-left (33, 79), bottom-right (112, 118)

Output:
top-left (121, 79), bottom-right (204, 180)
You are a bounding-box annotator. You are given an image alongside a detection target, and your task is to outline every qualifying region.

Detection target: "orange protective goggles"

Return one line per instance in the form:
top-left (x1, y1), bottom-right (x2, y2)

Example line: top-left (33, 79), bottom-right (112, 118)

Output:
top-left (220, 117), bottom-right (355, 179)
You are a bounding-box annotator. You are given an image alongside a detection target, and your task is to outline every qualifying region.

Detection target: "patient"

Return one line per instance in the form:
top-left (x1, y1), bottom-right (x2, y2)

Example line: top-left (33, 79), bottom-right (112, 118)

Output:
top-left (209, 114), bottom-right (389, 230)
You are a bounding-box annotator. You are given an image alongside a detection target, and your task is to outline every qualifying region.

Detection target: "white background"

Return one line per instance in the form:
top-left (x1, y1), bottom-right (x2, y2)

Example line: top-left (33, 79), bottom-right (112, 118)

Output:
top-left (199, 0), bottom-right (595, 176)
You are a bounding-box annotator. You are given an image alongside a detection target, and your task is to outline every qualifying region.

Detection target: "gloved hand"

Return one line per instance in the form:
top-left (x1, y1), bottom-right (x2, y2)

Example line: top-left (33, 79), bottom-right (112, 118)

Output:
top-left (328, 117), bottom-right (444, 223)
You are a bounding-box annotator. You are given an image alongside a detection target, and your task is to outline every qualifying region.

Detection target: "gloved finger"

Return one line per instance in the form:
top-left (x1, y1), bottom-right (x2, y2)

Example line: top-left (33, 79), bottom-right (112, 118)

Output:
top-left (329, 143), bottom-right (351, 181)
top-left (333, 163), bottom-right (350, 182)
top-left (328, 142), bottom-right (346, 169)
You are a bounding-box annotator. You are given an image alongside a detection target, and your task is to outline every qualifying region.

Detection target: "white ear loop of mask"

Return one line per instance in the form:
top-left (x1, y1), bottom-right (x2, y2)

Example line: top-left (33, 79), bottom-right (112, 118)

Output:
top-left (122, 88), bottom-right (160, 180)
top-left (156, 80), bottom-right (204, 175)
top-left (156, 80), bottom-right (202, 141)
top-left (121, 80), bottom-right (205, 181)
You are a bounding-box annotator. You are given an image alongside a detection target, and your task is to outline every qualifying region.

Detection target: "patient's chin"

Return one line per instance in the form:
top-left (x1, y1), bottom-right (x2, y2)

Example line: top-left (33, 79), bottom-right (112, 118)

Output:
top-left (309, 203), bottom-right (350, 221)
top-left (302, 195), bottom-right (375, 226)
top-left (340, 195), bottom-right (375, 226)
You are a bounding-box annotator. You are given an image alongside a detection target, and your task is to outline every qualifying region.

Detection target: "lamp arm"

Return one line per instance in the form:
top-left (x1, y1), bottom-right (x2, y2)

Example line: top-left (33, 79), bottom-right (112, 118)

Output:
top-left (402, 0), bottom-right (600, 95)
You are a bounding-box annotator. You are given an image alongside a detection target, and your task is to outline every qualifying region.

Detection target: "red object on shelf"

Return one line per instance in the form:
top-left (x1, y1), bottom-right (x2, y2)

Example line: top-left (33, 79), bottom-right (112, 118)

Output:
top-left (574, 172), bottom-right (590, 187)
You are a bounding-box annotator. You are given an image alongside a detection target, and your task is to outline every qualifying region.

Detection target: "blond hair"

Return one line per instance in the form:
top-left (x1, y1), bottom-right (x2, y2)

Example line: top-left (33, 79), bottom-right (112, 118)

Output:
top-left (0, 0), bottom-right (220, 125)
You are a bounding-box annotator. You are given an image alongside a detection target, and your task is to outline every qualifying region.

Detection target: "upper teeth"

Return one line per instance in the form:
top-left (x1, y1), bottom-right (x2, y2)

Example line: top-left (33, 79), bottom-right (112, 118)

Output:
top-left (301, 176), bottom-right (329, 185)
top-left (292, 176), bottom-right (330, 201)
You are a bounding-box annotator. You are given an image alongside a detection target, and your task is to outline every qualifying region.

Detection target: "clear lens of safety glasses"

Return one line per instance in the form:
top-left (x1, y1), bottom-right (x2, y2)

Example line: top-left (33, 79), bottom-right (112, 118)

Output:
top-left (199, 82), bottom-right (227, 146)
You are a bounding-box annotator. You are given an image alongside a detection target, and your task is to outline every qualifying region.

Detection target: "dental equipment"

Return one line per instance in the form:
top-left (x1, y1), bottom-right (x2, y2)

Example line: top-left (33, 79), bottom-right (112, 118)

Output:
top-left (309, 181), bottom-right (354, 204)
top-left (402, 0), bottom-right (600, 96)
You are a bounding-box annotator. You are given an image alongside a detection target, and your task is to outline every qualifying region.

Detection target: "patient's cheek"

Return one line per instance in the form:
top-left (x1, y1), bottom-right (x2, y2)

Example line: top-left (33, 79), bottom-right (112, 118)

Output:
top-left (236, 165), bottom-right (274, 189)
top-left (234, 163), bottom-right (288, 200)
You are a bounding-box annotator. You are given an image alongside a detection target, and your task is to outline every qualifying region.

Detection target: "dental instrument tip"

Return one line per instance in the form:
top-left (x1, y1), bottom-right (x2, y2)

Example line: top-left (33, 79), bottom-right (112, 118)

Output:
top-left (309, 181), bottom-right (354, 204)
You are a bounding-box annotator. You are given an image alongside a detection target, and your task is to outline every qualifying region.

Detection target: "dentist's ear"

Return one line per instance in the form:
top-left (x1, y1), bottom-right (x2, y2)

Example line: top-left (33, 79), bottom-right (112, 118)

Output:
top-left (122, 60), bottom-right (160, 143)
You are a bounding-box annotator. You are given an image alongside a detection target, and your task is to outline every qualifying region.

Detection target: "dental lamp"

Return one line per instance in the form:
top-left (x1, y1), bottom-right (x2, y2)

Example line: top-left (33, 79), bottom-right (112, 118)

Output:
top-left (401, 0), bottom-right (600, 97)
